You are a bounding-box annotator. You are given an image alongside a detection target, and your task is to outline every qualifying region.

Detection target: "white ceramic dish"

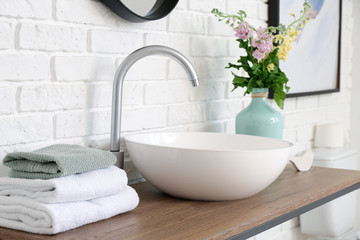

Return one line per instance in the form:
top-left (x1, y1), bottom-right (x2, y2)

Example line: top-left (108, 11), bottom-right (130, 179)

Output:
top-left (125, 132), bottom-right (293, 201)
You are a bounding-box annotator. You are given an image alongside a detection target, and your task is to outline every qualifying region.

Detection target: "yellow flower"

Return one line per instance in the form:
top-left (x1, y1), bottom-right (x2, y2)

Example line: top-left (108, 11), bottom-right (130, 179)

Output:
top-left (267, 63), bottom-right (275, 72)
top-left (286, 27), bottom-right (300, 40)
top-left (277, 45), bottom-right (288, 61)
top-left (274, 34), bottom-right (283, 43)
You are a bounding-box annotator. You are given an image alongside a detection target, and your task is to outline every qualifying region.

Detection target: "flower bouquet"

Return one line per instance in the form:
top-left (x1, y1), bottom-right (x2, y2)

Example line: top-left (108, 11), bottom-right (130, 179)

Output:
top-left (212, 2), bottom-right (311, 109)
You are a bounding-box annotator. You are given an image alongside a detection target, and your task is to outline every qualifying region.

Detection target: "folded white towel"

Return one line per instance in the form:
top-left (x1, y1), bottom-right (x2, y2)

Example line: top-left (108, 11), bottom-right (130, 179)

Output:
top-left (0, 166), bottom-right (127, 203)
top-left (0, 185), bottom-right (139, 234)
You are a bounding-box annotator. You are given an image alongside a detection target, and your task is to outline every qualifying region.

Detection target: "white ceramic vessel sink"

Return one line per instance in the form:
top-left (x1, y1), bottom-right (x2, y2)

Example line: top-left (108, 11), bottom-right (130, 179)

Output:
top-left (125, 132), bottom-right (293, 201)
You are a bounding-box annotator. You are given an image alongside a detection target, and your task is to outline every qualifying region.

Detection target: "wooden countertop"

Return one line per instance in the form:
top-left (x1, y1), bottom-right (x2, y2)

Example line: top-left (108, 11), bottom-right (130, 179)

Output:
top-left (2, 165), bottom-right (360, 240)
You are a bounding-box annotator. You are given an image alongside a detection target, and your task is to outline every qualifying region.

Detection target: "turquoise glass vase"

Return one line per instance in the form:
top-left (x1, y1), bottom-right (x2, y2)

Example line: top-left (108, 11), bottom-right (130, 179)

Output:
top-left (235, 88), bottom-right (283, 139)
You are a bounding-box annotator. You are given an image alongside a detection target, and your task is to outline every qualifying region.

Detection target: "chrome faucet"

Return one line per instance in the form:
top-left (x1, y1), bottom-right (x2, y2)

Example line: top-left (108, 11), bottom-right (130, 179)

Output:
top-left (110, 45), bottom-right (199, 169)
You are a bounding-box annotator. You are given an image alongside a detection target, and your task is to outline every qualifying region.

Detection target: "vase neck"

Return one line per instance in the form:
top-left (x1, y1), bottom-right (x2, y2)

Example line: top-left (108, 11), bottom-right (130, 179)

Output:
top-left (250, 88), bottom-right (269, 106)
top-left (251, 88), bottom-right (269, 98)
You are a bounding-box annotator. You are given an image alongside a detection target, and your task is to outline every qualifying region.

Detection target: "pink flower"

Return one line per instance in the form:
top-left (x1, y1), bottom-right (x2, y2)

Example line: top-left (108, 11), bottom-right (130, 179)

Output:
top-left (251, 26), bottom-right (275, 61)
top-left (234, 22), bottom-right (254, 40)
top-left (252, 49), bottom-right (266, 60)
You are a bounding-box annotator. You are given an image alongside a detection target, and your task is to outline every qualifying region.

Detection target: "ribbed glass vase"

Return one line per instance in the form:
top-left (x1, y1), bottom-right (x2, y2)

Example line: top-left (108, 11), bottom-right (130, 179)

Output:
top-left (235, 88), bottom-right (283, 139)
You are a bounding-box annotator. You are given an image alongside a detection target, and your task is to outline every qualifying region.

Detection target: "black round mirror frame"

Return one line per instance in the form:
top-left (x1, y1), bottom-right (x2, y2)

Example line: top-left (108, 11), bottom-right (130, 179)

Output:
top-left (101, 0), bottom-right (179, 22)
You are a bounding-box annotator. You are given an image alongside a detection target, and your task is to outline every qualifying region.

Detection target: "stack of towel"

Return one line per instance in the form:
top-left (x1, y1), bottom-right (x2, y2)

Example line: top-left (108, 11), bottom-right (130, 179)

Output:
top-left (0, 144), bottom-right (139, 234)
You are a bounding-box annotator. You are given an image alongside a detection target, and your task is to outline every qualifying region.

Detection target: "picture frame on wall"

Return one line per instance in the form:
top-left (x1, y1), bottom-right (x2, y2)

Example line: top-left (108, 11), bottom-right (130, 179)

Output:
top-left (268, 0), bottom-right (342, 98)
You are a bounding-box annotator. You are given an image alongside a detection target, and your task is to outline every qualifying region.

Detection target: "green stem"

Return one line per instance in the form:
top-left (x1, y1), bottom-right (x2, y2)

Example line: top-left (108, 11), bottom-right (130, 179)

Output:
top-left (212, 9), bottom-right (257, 32)
top-left (286, 4), bottom-right (310, 31)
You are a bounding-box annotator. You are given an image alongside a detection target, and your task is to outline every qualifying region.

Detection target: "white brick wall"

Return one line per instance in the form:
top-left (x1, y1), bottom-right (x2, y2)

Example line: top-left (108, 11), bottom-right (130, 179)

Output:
top-left (0, 0), bottom-right (355, 239)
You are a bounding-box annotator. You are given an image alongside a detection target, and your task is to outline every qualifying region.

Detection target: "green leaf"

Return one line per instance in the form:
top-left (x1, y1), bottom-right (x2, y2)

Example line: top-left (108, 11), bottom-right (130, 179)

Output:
top-left (226, 63), bottom-right (242, 70)
top-left (232, 74), bottom-right (249, 87)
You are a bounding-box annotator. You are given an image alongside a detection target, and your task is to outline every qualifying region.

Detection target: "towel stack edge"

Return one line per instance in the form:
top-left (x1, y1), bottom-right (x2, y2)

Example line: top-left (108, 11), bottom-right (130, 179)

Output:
top-left (0, 144), bottom-right (139, 235)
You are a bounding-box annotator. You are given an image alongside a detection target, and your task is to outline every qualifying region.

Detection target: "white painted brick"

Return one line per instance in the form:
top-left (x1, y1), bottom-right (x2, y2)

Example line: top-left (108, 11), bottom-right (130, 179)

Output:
top-left (0, 0), bottom-right (51, 19)
top-left (285, 109), bottom-right (326, 128)
top-left (342, 0), bottom-right (353, 15)
top-left (306, 109), bottom-right (326, 124)
top-left (88, 83), bottom-right (112, 108)
top-left (168, 58), bottom-right (191, 80)
top-left (19, 84), bottom-right (87, 111)
top-left (327, 105), bottom-right (346, 122)
top-left (90, 30), bottom-right (143, 54)
top-left (227, 81), bottom-right (247, 99)
top-left (144, 81), bottom-right (188, 105)
top-left (168, 103), bottom-right (207, 126)
top-left (191, 37), bottom-right (227, 57)
top-left (291, 142), bottom-right (309, 156)
top-left (55, 0), bottom-right (120, 26)
top-left (122, 107), bottom-right (167, 131)
top-left (297, 125), bottom-right (314, 142)
top-left (319, 93), bottom-right (338, 106)
top-left (341, 45), bottom-right (354, 60)
top-left (224, 120), bottom-right (235, 134)
top-left (55, 110), bottom-right (111, 138)
top-left (88, 82), bottom-right (143, 108)
top-left (243, 97), bottom-right (252, 108)
top-left (284, 112), bottom-right (307, 128)
top-left (53, 56), bottom-right (114, 81)
top-left (128, 20), bottom-right (167, 32)
top-left (145, 33), bottom-right (190, 56)
top-left (228, 39), bottom-right (247, 58)
top-left (189, 0), bottom-right (225, 13)
top-left (343, 16), bottom-right (354, 31)
top-left (91, 111), bottom-right (111, 135)
top-left (174, 0), bottom-right (187, 10)
top-left (254, 225), bottom-right (281, 240)
top-left (281, 217), bottom-right (300, 231)
top-left (341, 60), bottom-right (353, 74)
top-left (296, 96), bottom-right (319, 109)
top-left (18, 24), bottom-right (86, 52)
top-left (270, 227), bottom-right (304, 240)
top-left (190, 81), bottom-right (226, 101)
top-left (188, 122), bottom-right (225, 132)
top-left (283, 98), bottom-right (297, 112)
top-left (340, 76), bottom-right (349, 90)
top-left (207, 99), bottom-right (242, 120)
top-left (123, 83), bottom-right (144, 106)
top-left (0, 54), bottom-right (49, 81)
top-left (283, 128), bottom-right (297, 143)
top-left (208, 16), bottom-right (235, 37)
top-left (227, 0), bottom-right (258, 19)
top-left (246, 19), bottom-right (267, 31)
top-left (337, 91), bottom-right (351, 104)
top-left (168, 11), bottom-right (207, 34)
top-left (0, 22), bottom-right (12, 49)
top-left (192, 58), bottom-right (232, 80)
top-left (121, 58), bottom-right (167, 80)
top-left (0, 115), bottom-right (52, 145)
top-left (55, 111), bottom-right (88, 138)
top-left (257, 2), bottom-right (268, 21)
top-left (344, 75), bottom-right (352, 89)
top-left (0, 87), bottom-right (16, 114)
top-left (58, 0), bottom-right (165, 31)
top-left (342, 29), bottom-right (353, 45)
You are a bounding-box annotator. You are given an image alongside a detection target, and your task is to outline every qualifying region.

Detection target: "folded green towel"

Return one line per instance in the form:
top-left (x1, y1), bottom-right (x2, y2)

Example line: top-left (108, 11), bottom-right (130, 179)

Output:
top-left (3, 144), bottom-right (116, 179)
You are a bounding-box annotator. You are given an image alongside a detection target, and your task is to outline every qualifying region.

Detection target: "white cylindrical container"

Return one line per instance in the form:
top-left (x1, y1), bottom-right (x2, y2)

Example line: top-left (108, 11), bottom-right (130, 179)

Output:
top-left (314, 123), bottom-right (344, 148)
top-left (300, 148), bottom-right (358, 238)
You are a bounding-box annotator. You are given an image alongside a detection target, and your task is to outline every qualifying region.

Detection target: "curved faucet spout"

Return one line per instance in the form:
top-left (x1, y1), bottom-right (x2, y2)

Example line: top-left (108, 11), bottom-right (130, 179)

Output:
top-left (110, 45), bottom-right (199, 168)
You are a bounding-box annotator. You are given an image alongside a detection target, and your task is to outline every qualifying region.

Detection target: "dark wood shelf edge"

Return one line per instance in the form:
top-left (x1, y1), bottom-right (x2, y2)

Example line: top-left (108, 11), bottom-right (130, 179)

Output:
top-left (228, 181), bottom-right (360, 240)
